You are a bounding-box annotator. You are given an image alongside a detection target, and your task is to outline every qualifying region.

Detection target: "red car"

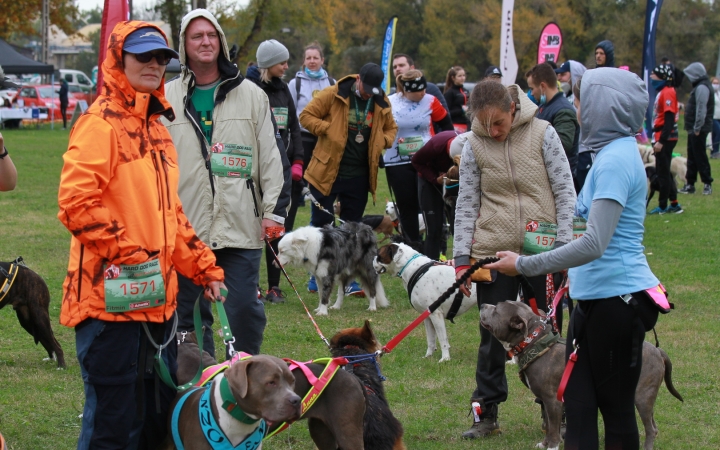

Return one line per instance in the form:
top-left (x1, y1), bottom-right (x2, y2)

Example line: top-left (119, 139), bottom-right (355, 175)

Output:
top-left (13, 84), bottom-right (78, 122)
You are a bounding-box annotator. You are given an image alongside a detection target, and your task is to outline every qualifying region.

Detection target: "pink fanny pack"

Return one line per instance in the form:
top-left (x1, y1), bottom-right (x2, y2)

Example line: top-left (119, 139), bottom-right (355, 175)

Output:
top-left (644, 283), bottom-right (673, 314)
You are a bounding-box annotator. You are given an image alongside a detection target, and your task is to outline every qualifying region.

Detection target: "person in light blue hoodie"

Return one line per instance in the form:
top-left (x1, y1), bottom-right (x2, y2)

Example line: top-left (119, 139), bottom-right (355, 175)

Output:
top-left (488, 68), bottom-right (664, 450)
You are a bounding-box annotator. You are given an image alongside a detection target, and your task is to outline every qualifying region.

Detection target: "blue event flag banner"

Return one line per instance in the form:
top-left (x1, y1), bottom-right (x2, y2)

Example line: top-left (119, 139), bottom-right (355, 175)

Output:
top-left (642, 0), bottom-right (664, 134)
top-left (380, 16), bottom-right (398, 94)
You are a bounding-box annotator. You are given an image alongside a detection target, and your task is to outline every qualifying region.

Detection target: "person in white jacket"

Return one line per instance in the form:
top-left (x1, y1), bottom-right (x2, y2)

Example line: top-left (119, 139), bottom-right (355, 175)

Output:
top-left (163, 9), bottom-right (290, 358)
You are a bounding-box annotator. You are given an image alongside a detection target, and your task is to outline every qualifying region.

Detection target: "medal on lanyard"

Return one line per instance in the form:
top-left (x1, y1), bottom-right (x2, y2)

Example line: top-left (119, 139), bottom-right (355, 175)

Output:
top-left (353, 93), bottom-right (372, 144)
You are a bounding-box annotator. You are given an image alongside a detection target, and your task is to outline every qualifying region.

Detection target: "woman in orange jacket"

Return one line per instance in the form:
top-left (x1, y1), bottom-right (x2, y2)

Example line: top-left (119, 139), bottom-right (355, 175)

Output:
top-left (57, 21), bottom-right (226, 449)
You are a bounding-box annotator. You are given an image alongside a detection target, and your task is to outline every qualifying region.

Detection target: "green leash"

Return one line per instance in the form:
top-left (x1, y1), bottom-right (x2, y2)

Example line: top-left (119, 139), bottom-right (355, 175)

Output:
top-left (147, 288), bottom-right (233, 391)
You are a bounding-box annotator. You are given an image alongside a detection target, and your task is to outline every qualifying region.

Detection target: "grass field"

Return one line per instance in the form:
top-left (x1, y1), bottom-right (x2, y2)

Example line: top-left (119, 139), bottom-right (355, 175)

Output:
top-left (0, 123), bottom-right (719, 449)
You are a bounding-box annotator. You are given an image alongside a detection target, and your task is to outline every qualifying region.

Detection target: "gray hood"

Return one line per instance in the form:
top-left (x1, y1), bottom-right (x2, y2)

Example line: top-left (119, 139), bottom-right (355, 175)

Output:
top-left (683, 62), bottom-right (707, 84)
top-left (178, 9), bottom-right (231, 71)
top-left (569, 60), bottom-right (587, 89)
top-left (580, 68), bottom-right (648, 151)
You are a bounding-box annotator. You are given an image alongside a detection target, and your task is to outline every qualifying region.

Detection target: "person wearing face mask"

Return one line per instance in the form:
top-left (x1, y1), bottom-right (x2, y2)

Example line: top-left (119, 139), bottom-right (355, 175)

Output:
top-left (443, 66), bottom-right (471, 132)
top-left (527, 63), bottom-right (579, 188)
top-left (246, 39), bottom-right (304, 303)
top-left (648, 65), bottom-right (683, 215)
top-left (386, 69), bottom-right (454, 250)
top-left (453, 80), bottom-right (575, 439)
top-left (711, 77), bottom-right (720, 159)
top-left (554, 60), bottom-right (587, 106)
top-left (288, 43), bottom-right (336, 171)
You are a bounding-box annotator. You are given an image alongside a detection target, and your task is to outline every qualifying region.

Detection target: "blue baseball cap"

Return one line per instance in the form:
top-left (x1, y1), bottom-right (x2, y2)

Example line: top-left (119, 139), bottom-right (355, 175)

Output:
top-left (123, 27), bottom-right (179, 59)
top-left (554, 61), bottom-right (571, 74)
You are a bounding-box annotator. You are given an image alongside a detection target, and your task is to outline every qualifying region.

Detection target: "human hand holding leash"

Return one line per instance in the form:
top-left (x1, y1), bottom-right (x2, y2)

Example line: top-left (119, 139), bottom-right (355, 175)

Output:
top-left (261, 218), bottom-right (283, 241)
top-left (455, 268), bottom-right (472, 297)
top-left (653, 142), bottom-right (663, 153)
top-left (204, 281), bottom-right (227, 303)
top-left (484, 251), bottom-right (520, 276)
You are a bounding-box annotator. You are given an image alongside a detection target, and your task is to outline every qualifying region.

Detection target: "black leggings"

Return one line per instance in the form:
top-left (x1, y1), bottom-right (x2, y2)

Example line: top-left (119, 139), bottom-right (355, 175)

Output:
top-left (655, 140), bottom-right (677, 209)
top-left (564, 298), bottom-right (645, 450)
top-left (386, 164), bottom-right (420, 243)
top-left (418, 177), bottom-right (445, 260)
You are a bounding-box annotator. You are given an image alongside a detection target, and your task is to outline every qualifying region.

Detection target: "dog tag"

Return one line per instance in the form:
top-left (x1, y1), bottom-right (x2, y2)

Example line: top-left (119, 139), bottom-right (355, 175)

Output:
top-left (522, 220), bottom-right (557, 255)
top-left (104, 259), bottom-right (165, 312)
top-left (355, 133), bottom-right (364, 144)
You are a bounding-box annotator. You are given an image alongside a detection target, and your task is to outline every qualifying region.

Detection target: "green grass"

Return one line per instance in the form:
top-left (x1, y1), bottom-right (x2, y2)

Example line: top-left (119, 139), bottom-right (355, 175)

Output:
top-left (1, 124), bottom-right (719, 449)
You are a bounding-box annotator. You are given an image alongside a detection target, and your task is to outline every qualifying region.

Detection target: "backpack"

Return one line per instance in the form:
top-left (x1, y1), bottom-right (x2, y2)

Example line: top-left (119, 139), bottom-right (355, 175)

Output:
top-left (295, 75), bottom-right (336, 99)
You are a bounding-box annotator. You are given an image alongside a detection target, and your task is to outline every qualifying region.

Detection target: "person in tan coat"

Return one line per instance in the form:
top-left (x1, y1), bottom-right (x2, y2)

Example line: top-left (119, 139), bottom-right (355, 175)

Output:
top-left (300, 63), bottom-right (397, 228)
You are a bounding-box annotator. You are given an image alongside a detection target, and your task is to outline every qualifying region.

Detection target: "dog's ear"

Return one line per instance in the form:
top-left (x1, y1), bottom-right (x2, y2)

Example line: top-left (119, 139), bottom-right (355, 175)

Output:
top-left (388, 243), bottom-right (400, 261)
top-left (361, 320), bottom-right (379, 347)
top-left (230, 360), bottom-right (252, 399)
top-left (509, 314), bottom-right (528, 333)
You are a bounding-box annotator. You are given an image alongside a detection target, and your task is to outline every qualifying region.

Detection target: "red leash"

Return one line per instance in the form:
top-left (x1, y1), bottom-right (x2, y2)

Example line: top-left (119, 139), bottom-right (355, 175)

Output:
top-left (557, 344), bottom-right (578, 402)
top-left (264, 236), bottom-right (330, 348)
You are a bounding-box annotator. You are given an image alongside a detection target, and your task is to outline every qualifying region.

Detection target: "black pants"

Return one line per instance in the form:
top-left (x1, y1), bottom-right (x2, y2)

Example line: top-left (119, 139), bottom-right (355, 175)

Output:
top-left (386, 164), bottom-right (421, 243)
top-left (301, 132), bottom-right (318, 169)
top-left (309, 176), bottom-right (369, 227)
top-left (61, 103), bottom-right (68, 128)
top-left (655, 140), bottom-right (678, 208)
top-left (265, 179), bottom-right (304, 289)
top-left (685, 131), bottom-right (713, 185)
top-left (564, 298), bottom-right (645, 450)
top-left (472, 273), bottom-right (547, 407)
top-left (418, 177), bottom-right (445, 260)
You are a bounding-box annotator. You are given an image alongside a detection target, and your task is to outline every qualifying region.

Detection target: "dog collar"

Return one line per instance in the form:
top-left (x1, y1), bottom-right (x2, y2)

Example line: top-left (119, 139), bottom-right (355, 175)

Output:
top-left (0, 260), bottom-right (20, 304)
top-left (397, 254), bottom-right (422, 278)
top-left (220, 376), bottom-right (260, 424)
top-left (507, 324), bottom-right (547, 360)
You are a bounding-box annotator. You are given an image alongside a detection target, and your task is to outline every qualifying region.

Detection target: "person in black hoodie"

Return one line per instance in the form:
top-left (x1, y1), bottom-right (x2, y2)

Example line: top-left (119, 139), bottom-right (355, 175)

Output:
top-left (247, 39), bottom-right (304, 303)
top-left (443, 66), bottom-right (470, 132)
top-left (594, 40), bottom-right (615, 68)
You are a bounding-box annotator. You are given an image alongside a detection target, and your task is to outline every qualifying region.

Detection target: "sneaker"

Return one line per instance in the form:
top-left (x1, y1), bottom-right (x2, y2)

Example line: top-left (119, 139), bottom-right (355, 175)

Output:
top-left (307, 275), bottom-right (318, 293)
top-left (648, 206), bottom-right (668, 215)
top-left (678, 184), bottom-right (696, 194)
top-left (703, 184), bottom-right (712, 195)
top-left (265, 286), bottom-right (286, 304)
top-left (345, 281), bottom-right (365, 297)
top-left (711, 153), bottom-right (720, 159)
top-left (462, 401), bottom-right (500, 439)
top-left (257, 285), bottom-right (263, 299)
top-left (667, 204), bottom-right (684, 214)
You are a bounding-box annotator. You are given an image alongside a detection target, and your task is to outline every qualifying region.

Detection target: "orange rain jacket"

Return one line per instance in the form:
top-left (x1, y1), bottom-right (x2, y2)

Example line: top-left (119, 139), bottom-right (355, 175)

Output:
top-left (58, 21), bottom-right (223, 327)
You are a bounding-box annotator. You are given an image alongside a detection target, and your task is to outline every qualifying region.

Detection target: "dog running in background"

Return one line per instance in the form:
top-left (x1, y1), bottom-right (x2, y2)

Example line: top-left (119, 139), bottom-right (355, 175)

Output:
top-left (0, 258), bottom-right (65, 368)
top-left (275, 222), bottom-right (389, 315)
top-left (330, 320), bottom-right (406, 450)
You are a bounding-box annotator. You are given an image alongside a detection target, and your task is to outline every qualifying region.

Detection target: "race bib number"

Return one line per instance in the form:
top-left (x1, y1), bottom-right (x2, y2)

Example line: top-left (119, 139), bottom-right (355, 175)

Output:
top-left (522, 220), bottom-right (557, 255)
top-left (573, 217), bottom-right (587, 240)
top-left (209, 142), bottom-right (253, 178)
top-left (104, 259), bottom-right (165, 312)
top-left (272, 107), bottom-right (288, 130)
top-left (398, 136), bottom-right (423, 156)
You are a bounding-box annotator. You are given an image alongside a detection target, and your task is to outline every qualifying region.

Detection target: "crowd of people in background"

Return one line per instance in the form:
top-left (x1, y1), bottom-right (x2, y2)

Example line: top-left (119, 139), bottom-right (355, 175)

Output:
top-left (2, 9), bottom-right (717, 448)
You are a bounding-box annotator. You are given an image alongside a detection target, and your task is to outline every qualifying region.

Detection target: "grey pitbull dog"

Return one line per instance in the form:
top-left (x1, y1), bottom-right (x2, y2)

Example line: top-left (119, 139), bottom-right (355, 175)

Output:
top-left (166, 355), bottom-right (302, 449)
top-left (480, 300), bottom-right (683, 450)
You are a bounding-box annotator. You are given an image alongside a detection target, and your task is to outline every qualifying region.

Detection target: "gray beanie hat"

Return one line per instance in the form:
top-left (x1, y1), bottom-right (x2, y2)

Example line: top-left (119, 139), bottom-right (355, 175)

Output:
top-left (256, 40), bottom-right (289, 69)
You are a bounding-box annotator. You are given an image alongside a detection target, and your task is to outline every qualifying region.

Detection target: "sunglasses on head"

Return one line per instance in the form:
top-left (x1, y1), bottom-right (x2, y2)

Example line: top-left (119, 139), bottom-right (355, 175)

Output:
top-left (133, 51), bottom-right (173, 66)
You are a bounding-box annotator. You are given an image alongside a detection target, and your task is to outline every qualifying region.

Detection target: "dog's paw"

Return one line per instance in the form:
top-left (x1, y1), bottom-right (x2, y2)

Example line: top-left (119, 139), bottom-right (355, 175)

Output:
top-left (438, 356), bottom-right (451, 363)
top-left (535, 443), bottom-right (546, 449)
top-left (314, 306), bottom-right (329, 316)
top-left (366, 305), bottom-right (377, 311)
top-left (330, 304), bottom-right (342, 310)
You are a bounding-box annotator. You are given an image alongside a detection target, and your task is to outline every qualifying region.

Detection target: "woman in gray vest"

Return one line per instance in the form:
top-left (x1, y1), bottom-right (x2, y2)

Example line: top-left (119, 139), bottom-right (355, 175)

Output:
top-left (453, 80), bottom-right (575, 439)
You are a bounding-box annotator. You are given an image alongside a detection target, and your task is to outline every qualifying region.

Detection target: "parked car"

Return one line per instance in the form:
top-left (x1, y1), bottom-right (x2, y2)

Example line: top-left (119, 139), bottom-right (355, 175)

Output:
top-left (59, 69), bottom-right (96, 105)
top-left (13, 85), bottom-right (77, 121)
top-left (64, 83), bottom-right (95, 106)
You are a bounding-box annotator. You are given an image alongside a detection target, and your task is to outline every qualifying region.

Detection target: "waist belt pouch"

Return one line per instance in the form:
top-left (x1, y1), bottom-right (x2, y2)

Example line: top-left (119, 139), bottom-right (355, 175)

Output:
top-left (630, 291), bottom-right (660, 332)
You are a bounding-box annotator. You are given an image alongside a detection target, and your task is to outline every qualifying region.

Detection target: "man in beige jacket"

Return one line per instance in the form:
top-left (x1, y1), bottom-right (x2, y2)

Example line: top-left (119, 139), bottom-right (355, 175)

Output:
top-left (163, 9), bottom-right (289, 358)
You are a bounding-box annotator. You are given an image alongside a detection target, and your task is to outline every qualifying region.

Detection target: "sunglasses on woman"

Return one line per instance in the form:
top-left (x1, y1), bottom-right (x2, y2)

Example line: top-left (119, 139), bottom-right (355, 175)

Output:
top-left (133, 51), bottom-right (173, 66)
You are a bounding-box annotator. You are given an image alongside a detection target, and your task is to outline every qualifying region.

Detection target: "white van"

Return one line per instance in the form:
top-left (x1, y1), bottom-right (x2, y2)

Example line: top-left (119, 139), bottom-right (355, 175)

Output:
top-left (59, 69), bottom-right (94, 93)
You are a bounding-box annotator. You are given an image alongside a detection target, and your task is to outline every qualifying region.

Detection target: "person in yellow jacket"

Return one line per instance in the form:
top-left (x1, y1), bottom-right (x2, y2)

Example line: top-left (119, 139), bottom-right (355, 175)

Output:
top-left (57, 21), bottom-right (226, 449)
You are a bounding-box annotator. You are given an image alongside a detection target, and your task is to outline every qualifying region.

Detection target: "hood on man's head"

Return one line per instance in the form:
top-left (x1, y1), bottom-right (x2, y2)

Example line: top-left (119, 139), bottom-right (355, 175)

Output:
top-left (178, 9), bottom-right (230, 68)
top-left (595, 40), bottom-right (615, 67)
top-left (683, 62), bottom-right (707, 84)
top-left (580, 68), bottom-right (648, 151)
